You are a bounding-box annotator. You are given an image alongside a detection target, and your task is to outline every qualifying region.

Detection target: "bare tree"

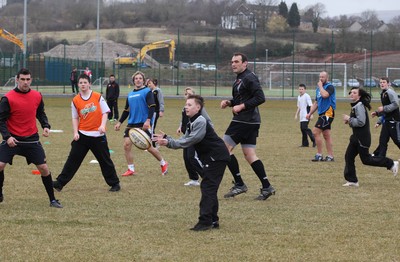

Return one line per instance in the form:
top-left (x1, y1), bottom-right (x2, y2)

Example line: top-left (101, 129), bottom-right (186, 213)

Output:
top-left (360, 10), bottom-right (381, 31)
top-left (303, 3), bottom-right (326, 33)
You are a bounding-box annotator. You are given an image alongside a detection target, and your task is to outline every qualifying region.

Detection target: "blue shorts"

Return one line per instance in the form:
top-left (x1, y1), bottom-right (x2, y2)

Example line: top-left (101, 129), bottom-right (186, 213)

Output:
top-left (0, 140), bottom-right (47, 165)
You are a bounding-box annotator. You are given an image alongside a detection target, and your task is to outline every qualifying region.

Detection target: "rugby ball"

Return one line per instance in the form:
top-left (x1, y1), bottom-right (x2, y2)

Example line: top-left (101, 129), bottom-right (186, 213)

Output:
top-left (128, 128), bottom-right (151, 150)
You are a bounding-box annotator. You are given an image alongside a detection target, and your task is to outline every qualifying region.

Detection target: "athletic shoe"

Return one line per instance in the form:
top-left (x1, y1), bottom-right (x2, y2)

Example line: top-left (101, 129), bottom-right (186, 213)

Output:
top-left (53, 180), bottom-right (63, 192)
top-left (224, 182), bottom-right (248, 198)
top-left (184, 180), bottom-right (200, 186)
top-left (161, 162), bottom-right (169, 176)
top-left (255, 185), bottom-right (276, 200)
top-left (325, 156), bottom-right (335, 162)
top-left (121, 170), bottom-right (135, 177)
top-left (109, 184), bottom-right (121, 192)
top-left (312, 142), bottom-right (316, 147)
top-left (311, 154), bottom-right (324, 162)
top-left (50, 199), bottom-right (63, 208)
top-left (212, 221), bottom-right (219, 229)
top-left (342, 181), bottom-right (359, 187)
top-left (0, 194), bottom-right (3, 203)
top-left (391, 160), bottom-right (399, 177)
top-left (190, 223), bottom-right (212, 231)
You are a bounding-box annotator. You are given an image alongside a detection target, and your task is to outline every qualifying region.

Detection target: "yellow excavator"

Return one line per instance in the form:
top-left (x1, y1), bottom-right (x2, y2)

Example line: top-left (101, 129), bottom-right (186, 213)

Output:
top-left (0, 28), bottom-right (24, 50)
top-left (115, 39), bottom-right (175, 67)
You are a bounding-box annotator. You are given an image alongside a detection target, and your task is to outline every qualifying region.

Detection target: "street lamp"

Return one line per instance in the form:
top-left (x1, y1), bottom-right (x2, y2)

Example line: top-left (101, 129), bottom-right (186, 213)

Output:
top-left (362, 48), bottom-right (367, 80)
top-left (265, 49), bottom-right (268, 87)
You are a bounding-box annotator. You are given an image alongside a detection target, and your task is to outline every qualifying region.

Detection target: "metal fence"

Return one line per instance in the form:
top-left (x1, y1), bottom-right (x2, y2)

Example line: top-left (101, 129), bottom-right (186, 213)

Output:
top-left (1, 28), bottom-right (399, 99)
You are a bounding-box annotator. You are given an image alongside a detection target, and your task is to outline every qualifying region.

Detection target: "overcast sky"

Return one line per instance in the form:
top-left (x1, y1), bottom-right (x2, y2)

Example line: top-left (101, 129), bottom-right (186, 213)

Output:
top-left (290, 0), bottom-right (398, 17)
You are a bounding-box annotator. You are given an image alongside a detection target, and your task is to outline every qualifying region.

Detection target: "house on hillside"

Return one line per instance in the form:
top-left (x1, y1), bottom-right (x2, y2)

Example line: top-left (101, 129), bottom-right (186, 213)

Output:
top-left (347, 21), bottom-right (389, 33)
top-left (221, 2), bottom-right (278, 30)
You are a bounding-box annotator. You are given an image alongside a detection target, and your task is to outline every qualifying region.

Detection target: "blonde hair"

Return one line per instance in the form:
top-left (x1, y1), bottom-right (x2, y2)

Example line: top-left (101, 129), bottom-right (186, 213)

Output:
top-left (185, 87), bottom-right (195, 95)
top-left (132, 71), bottom-right (145, 81)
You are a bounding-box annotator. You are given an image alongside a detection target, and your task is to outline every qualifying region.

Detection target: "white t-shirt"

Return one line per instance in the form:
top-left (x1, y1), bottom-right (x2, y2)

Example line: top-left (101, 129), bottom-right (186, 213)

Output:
top-left (297, 93), bottom-right (313, 122)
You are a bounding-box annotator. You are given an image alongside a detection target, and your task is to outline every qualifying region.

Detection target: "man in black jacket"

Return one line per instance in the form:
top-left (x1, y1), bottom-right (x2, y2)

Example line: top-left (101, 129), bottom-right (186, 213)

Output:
top-left (220, 52), bottom-right (275, 200)
top-left (106, 74), bottom-right (120, 121)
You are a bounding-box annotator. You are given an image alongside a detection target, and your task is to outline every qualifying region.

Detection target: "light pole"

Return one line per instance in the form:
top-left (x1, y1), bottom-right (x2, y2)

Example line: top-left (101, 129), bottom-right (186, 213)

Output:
top-left (362, 48), bottom-right (367, 80)
top-left (265, 49), bottom-right (268, 87)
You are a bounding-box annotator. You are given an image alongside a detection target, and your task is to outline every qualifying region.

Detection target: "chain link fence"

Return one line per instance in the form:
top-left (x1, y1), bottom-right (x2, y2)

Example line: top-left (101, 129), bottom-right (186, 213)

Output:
top-left (1, 29), bottom-right (399, 98)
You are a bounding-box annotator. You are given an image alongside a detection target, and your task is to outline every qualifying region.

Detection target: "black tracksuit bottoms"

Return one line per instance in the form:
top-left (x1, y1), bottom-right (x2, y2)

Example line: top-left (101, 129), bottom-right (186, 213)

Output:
top-left (344, 135), bottom-right (394, 183)
top-left (56, 132), bottom-right (120, 187)
top-left (198, 160), bottom-right (227, 225)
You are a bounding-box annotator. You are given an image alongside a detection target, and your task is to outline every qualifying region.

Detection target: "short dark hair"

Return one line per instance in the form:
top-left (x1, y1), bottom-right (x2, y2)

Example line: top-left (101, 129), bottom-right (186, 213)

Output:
top-left (299, 83), bottom-right (306, 89)
top-left (17, 68), bottom-right (31, 78)
top-left (109, 74), bottom-right (115, 78)
top-left (78, 73), bottom-right (91, 83)
top-left (233, 52), bottom-right (248, 63)
top-left (187, 94), bottom-right (204, 110)
top-left (380, 76), bottom-right (390, 83)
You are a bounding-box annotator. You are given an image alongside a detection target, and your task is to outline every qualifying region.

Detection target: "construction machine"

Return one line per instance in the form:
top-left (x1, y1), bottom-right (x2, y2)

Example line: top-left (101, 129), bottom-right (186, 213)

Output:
top-left (0, 28), bottom-right (24, 50)
top-left (115, 39), bottom-right (175, 68)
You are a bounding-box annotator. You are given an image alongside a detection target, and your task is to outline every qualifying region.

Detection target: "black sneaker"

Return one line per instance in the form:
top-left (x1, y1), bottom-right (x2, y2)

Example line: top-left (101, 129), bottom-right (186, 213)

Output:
top-left (311, 154), bottom-right (324, 162)
top-left (324, 156), bottom-right (335, 162)
top-left (190, 223), bottom-right (212, 231)
top-left (255, 186), bottom-right (276, 200)
top-left (0, 194), bottom-right (3, 203)
top-left (53, 180), bottom-right (63, 192)
top-left (109, 184), bottom-right (121, 192)
top-left (212, 221), bottom-right (219, 229)
top-left (312, 142), bottom-right (316, 147)
top-left (224, 182), bottom-right (248, 198)
top-left (50, 199), bottom-right (63, 208)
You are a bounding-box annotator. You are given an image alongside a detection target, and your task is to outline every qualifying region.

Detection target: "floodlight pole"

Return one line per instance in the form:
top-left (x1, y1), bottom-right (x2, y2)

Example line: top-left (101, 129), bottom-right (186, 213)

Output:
top-left (265, 49), bottom-right (268, 87)
top-left (96, 0), bottom-right (100, 85)
top-left (363, 48), bottom-right (367, 80)
top-left (23, 0), bottom-right (27, 67)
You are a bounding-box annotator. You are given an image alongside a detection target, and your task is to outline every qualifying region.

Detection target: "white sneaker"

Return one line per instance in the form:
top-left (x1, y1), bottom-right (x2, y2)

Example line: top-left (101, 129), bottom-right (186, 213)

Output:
top-left (391, 160), bottom-right (399, 177)
top-left (342, 181), bottom-right (359, 187)
top-left (184, 180), bottom-right (200, 186)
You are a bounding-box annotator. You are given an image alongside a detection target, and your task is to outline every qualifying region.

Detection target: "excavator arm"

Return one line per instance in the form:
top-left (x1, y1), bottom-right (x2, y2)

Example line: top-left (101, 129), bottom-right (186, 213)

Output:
top-left (137, 39), bottom-right (175, 63)
top-left (0, 28), bottom-right (24, 51)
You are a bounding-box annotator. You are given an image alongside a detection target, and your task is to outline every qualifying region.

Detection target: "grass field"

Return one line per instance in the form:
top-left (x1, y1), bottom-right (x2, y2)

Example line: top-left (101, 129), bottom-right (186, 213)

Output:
top-left (0, 97), bottom-right (400, 261)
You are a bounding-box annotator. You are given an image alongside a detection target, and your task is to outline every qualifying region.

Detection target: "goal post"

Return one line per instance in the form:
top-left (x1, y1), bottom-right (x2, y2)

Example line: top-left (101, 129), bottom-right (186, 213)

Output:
top-left (250, 62), bottom-right (348, 97)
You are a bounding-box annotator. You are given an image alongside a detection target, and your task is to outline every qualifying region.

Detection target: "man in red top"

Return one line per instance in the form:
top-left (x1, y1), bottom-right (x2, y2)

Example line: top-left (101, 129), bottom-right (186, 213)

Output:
top-left (0, 68), bottom-right (62, 208)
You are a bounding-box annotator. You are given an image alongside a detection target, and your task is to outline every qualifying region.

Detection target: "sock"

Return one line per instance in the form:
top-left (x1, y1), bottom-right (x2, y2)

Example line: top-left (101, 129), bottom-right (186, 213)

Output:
top-left (251, 160), bottom-right (271, 189)
top-left (128, 164), bottom-right (135, 172)
top-left (160, 159), bottom-right (166, 166)
top-left (228, 154), bottom-right (244, 186)
top-left (0, 170), bottom-right (4, 196)
top-left (41, 173), bottom-right (56, 202)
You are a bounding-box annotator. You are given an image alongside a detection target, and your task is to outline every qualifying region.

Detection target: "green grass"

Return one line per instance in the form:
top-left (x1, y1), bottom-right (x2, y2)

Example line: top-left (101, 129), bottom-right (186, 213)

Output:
top-left (0, 97), bottom-right (400, 261)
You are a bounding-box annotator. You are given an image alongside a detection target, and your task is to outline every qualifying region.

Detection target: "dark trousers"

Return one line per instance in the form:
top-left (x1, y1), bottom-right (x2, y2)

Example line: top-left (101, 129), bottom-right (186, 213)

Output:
top-left (300, 121), bottom-right (315, 146)
top-left (183, 146), bottom-right (203, 180)
top-left (373, 121), bottom-right (400, 157)
top-left (151, 112), bottom-right (160, 147)
top-left (71, 81), bottom-right (78, 93)
top-left (56, 133), bottom-right (120, 187)
top-left (344, 135), bottom-right (393, 183)
top-left (198, 160), bottom-right (227, 225)
top-left (107, 99), bottom-right (119, 120)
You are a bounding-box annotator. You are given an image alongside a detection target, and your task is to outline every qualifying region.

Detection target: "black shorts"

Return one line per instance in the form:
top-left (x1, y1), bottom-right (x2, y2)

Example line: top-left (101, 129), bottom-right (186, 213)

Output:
top-left (315, 115), bottom-right (334, 130)
top-left (0, 140), bottom-right (47, 165)
top-left (223, 121), bottom-right (260, 147)
top-left (123, 125), bottom-right (152, 138)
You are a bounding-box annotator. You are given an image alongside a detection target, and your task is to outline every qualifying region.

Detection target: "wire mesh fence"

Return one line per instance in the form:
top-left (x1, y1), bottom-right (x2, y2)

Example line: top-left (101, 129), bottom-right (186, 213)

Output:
top-left (1, 29), bottom-right (399, 99)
